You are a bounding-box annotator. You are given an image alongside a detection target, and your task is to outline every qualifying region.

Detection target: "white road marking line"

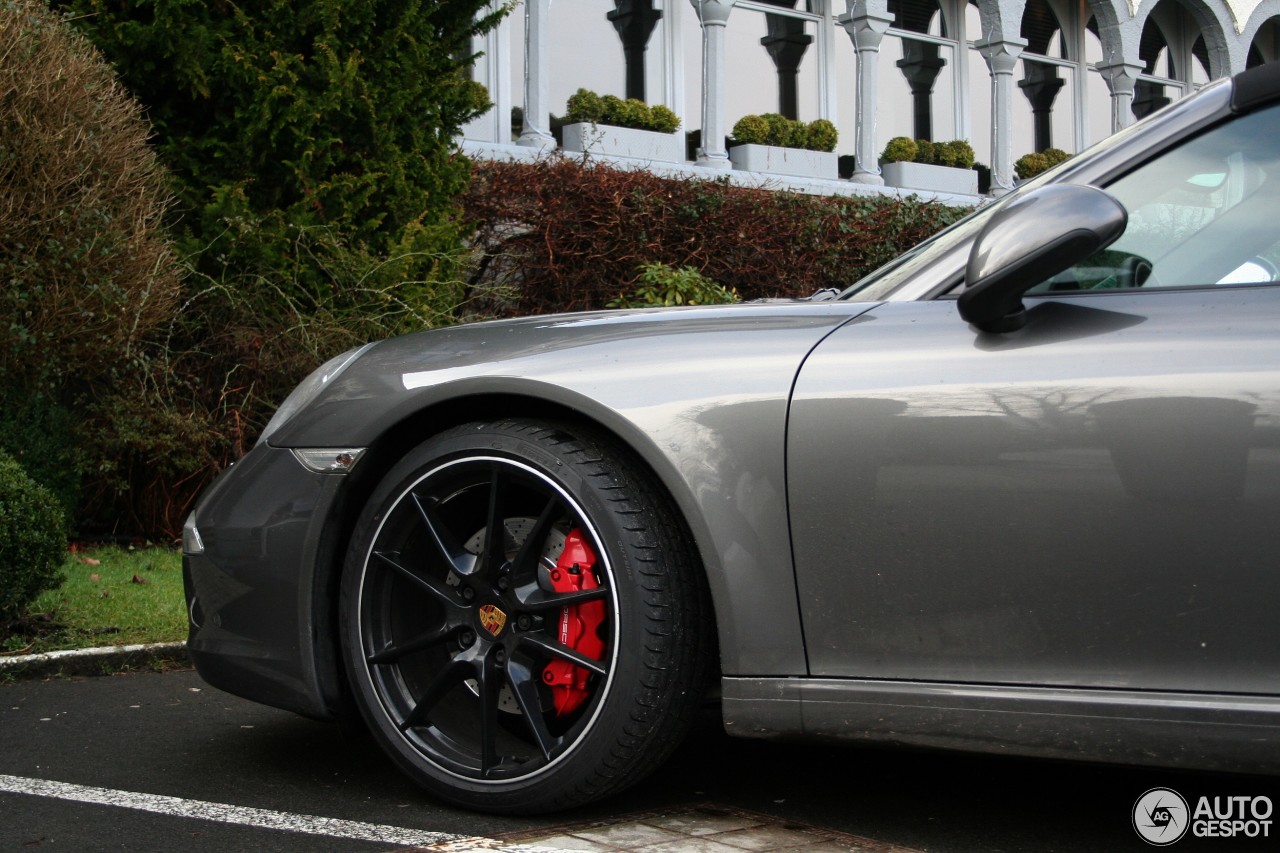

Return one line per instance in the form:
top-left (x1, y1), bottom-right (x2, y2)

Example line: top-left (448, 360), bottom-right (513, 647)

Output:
top-left (0, 773), bottom-right (565, 851)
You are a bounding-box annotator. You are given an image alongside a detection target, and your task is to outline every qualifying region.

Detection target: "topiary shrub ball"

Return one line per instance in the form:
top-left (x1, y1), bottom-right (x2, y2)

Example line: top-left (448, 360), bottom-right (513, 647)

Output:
top-left (881, 136), bottom-right (919, 164)
top-left (0, 451), bottom-right (67, 623)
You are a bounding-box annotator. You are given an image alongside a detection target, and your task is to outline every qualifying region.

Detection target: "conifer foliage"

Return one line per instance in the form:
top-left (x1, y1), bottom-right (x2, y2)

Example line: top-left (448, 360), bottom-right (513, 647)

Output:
top-left (60, 0), bottom-right (503, 308)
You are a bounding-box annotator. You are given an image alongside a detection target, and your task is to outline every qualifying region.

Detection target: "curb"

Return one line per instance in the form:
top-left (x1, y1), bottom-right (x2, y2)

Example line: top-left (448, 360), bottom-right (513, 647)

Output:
top-left (0, 641), bottom-right (189, 680)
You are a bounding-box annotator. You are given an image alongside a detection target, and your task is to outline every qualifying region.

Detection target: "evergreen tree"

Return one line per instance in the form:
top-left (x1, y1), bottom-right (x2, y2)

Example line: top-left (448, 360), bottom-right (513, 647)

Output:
top-left (60, 0), bottom-right (505, 311)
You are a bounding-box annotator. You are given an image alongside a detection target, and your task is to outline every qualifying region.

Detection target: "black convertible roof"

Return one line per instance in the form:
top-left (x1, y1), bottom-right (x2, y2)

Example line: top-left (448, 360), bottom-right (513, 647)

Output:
top-left (1232, 61), bottom-right (1280, 113)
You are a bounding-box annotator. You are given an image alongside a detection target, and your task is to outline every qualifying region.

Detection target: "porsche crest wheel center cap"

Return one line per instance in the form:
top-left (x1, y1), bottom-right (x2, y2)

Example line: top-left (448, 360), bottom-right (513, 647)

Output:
top-left (478, 603), bottom-right (508, 638)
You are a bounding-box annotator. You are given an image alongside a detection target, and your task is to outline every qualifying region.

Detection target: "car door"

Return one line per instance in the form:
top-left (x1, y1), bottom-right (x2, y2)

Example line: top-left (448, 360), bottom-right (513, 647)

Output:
top-left (786, 100), bottom-right (1280, 696)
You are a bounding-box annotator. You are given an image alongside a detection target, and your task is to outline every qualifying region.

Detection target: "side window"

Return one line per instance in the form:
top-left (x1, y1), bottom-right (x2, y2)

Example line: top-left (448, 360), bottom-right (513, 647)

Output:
top-left (1030, 103), bottom-right (1280, 293)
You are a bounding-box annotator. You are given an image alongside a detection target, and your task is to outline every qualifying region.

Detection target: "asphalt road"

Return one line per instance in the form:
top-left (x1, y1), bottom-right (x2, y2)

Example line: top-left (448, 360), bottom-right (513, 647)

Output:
top-left (2, 669), bottom-right (1277, 852)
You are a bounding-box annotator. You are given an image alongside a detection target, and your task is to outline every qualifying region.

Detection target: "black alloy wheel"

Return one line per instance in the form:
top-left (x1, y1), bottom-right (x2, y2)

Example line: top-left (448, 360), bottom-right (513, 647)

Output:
top-left (340, 420), bottom-right (710, 813)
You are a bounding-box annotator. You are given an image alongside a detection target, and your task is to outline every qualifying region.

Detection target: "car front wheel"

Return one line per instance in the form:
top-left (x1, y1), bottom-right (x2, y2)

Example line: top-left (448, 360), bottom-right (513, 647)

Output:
top-left (340, 420), bottom-right (710, 813)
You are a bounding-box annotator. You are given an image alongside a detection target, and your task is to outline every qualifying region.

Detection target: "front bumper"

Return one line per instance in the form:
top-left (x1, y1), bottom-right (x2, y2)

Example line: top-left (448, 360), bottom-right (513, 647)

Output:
top-left (182, 443), bottom-right (351, 720)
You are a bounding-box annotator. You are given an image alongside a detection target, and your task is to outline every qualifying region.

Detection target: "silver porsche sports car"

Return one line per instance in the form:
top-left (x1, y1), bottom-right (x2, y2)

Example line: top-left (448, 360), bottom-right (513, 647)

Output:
top-left (183, 62), bottom-right (1280, 813)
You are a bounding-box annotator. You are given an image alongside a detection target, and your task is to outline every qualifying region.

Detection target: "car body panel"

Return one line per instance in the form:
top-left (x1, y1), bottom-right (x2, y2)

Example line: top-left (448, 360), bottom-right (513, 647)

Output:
top-left (184, 446), bottom-right (346, 719)
top-left (789, 289), bottom-right (1280, 693)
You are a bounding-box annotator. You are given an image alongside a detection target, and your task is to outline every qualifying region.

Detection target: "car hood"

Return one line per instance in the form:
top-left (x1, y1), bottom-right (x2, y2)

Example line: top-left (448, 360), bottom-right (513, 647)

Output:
top-left (268, 300), bottom-right (877, 449)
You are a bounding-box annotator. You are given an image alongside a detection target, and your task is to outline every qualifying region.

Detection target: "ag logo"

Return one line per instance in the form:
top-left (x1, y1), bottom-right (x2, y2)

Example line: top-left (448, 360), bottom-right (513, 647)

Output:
top-left (1134, 788), bottom-right (1190, 845)
top-left (478, 604), bottom-right (507, 638)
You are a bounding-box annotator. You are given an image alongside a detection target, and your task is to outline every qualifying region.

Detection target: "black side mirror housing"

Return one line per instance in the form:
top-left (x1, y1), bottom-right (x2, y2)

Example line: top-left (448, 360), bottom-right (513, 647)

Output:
top-left (958, 185), bottom-right (1128, 333)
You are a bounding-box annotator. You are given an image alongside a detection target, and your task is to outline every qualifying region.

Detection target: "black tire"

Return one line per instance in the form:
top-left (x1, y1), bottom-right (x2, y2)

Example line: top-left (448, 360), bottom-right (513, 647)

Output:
top-left (339, 420), bottom-right (710, 813)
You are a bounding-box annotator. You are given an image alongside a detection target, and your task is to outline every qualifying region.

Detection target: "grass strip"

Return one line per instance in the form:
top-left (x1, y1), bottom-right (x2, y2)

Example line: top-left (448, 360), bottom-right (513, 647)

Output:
top-left (3, 545), bottom-right (186, 655)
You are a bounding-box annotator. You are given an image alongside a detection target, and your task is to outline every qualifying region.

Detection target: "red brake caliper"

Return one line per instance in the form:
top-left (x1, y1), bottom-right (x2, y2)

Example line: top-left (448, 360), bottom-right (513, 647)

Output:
top-left (541, 529), bottom-right (605, 716)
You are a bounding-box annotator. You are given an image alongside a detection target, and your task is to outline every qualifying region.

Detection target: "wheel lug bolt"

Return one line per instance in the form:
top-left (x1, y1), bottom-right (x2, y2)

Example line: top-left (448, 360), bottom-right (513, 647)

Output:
top-left (516, 615), bottom-right (531, 631)
top-left (461, 587), bottom-right (475, 602)
top-left (460, 630), bottom-right (476, 647)
top-left (494, 648), bottom-right (506, 664)
top-left (496, 576), bottom-right (509, 591)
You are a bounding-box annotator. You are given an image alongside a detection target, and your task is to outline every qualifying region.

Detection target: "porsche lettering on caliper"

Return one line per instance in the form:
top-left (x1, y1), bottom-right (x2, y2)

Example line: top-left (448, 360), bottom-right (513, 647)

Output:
top-left (542, 529), bottom-right (605, 716)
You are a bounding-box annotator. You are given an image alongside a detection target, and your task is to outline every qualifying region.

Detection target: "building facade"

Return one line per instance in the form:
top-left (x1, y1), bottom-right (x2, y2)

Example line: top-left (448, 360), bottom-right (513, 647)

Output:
top-left (462, 0), bottom-right (1280, 196)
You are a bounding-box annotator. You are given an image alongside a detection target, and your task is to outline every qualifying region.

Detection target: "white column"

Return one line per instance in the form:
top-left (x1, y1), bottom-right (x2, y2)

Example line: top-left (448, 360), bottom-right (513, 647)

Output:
top-left (1097, 61), bottom-right (1144, 133)
top-left (817, 4), bottom-right (838, 122)
top-left (977, 36), bottom-right (1026, 196)
top-left (950, 0), bottom-right (970, 145)
top-left (662, 0), bottom-right (687, 122)
top-left (462, 4), bottom-right (513, 143)
top-left (690, 0), bottom-right (736, 169)
top-left (518, 0), bottom-right (556, 150)
top-left (839, 6), bottom-right (894, 185)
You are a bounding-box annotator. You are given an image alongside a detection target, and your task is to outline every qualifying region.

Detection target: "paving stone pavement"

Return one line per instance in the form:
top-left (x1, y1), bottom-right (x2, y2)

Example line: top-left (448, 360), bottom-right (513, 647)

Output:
top-left (418, 805), bottom-right (924, 853)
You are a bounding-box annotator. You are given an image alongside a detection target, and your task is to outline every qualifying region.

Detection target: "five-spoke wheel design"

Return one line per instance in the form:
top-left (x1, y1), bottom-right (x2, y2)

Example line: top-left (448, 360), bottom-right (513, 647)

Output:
top-left (341, 421), bottom-right (708, 812)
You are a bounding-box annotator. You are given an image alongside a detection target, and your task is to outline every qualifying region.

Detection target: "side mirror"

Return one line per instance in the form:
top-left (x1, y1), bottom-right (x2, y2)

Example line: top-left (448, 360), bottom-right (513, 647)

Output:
top-left (958, 185), bottom-right (1128, 333)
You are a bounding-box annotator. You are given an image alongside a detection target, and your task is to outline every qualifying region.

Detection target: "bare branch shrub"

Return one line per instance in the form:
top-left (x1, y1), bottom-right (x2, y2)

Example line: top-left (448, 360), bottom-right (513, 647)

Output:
top-left (461, 157), bottom-right (968, 318)
top-left (0, 1), bottom-right (183, 534)
top-left (0, 0), bottom-right (180, 383)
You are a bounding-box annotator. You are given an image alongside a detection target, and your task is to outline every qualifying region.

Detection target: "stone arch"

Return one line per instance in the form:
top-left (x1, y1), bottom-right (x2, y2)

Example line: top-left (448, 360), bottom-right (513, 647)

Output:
top-left (1246, 16), bottom-right (1280, 66)
top-left (972, 0), bottom-right (1029, 44)
top-left (937, 0), bottom-right (969, 39)
top-left (1083, 0), bottom-right (1138, 68)
top-left (1133, 0), bottom-right (1238, 76)
top-left (888, 0), bottom-right (946, 33)
top-left (1242, 0), bottom-right (1280, 66)
top-left (1019, 0), bottom-right (1070, 150)
top-left (888, 0), bottom-right (959, 140)
top-left (1080, 0), bottom-right (1142, 127)
top-left (1021, 0), bottom-right (1065, 55)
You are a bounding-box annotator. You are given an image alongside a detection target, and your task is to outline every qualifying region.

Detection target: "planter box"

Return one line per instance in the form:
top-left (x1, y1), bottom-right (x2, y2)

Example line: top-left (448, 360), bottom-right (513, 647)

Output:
top-left (729, 143), bottom-right (837, 180)
top-left (882, 161), bottom-right (979, 195)
top-left (561, 122), bottom-right (684, 163)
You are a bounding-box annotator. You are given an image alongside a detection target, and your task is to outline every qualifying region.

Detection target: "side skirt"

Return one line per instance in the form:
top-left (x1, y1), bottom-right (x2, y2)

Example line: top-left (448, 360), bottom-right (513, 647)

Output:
top-left (722, 677), bottom-right (1280, 774)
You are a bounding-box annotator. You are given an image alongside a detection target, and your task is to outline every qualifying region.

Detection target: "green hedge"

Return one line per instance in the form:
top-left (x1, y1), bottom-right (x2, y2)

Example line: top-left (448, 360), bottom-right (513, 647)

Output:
top-left (0, 451), bottom-right (66, 623)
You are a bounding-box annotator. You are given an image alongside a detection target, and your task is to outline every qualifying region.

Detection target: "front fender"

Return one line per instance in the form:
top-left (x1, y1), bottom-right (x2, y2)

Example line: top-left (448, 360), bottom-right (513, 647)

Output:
top-left (273, 303), bottom-right (877, 676)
